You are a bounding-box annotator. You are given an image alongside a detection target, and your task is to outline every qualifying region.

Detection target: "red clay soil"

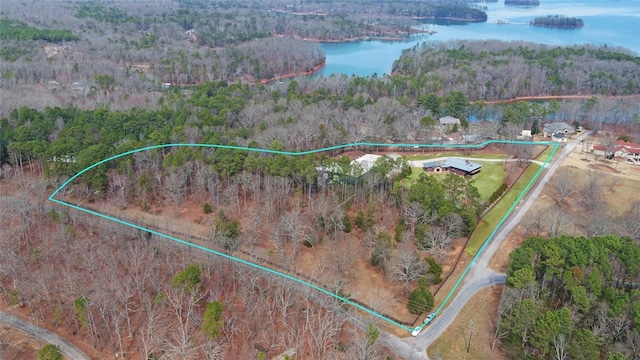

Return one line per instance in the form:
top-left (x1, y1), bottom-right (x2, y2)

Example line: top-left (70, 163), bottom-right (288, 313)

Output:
top-left (258, 60), bottom-right (326, 85)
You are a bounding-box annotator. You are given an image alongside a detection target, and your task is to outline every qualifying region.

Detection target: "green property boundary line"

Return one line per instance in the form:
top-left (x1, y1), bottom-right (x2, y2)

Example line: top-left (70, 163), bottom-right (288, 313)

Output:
top-left (48, 140), bottom-right (559, 333)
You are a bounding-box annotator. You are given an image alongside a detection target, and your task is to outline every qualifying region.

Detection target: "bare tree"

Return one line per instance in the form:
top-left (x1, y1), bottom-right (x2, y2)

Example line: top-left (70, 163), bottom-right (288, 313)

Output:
top-left (107, 170), bottom-right (128, 210)
top-left (546, 206), bottom-right (570, 237)
top-left (608, 314), bottom-right (631, 343)
top-left (553, 333), bottom-right (568, 360)
top-left (626, 330), bottom-right (640, 360)
top-left (163, 286), bottom-right (206, 360)
top-left (402, 202), bottom-right (426, 241)
top-left (138, 293), bottom-right (168, 359)
top-left (551, 174), bottom-right (575, 204)
top-left (526, 207), bottom-right (548, 237)
top-left (392, 250), bottom-right (427, 296)
top-left (165, 166), bottom-right (190, 216)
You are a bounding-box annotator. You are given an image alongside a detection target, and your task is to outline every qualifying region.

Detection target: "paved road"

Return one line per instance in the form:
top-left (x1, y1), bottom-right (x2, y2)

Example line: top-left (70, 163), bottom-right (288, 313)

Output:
top-left (394, 134), bottom-right (591, 356)
top-left (415, 274), bottom-right (507, 347)
top-left (0, 311), bottom-right (90, 360)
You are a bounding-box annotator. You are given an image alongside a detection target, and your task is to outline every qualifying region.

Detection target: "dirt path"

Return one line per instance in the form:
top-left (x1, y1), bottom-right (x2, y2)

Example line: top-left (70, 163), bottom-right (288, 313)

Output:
top-left (0, 311), bottom-right (90, 360)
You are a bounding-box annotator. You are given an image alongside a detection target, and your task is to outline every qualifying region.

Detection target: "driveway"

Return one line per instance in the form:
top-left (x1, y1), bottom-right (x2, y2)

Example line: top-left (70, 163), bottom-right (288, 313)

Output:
top-left (398, 133), bottom-right (590, 355)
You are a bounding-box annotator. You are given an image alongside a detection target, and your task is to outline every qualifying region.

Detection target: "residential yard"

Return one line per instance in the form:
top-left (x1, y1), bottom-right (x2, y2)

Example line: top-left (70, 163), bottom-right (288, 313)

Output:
top-left (405, 159), bottom-right (505, 200)
top-left (466, 163), bottom-right (542, 256)
top-left (470, 162), bottom-right (505, 200)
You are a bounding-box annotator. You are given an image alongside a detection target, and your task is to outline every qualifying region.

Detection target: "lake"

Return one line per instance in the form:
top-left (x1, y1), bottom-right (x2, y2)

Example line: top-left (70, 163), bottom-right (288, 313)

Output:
top-left (314, 0), bottom-right (640, 78)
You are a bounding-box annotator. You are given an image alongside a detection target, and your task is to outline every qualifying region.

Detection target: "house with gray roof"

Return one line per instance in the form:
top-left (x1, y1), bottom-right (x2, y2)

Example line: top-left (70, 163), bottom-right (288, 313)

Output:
top-left (439, 116), bottom-right (461, 126)
top-left (423, 158), bottom-right (482, 176)
top-left (543, 122), bottom-right (575, 138)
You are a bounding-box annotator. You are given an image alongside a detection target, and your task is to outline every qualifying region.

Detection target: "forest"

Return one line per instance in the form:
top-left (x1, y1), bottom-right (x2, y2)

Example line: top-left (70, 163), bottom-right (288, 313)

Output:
top-left (1, 0), bottom-right (640, 359)
top-left (391, 40), bottom-right (640, 100)
top-left (0, 19), bottom-right (79, 42)
top-left (499, 234), bottom-right (640, 359)
top-left (0, 85), bottom-right (501, 359)
top-left (1, 181), bottom-right (398, 359)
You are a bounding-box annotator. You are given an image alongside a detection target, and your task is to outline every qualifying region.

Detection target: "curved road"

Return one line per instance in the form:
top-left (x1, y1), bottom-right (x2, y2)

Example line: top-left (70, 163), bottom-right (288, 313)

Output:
top-left (0, 311), bottom-right (90, 360)
top-left (393, 133), bottom-right (590, 357)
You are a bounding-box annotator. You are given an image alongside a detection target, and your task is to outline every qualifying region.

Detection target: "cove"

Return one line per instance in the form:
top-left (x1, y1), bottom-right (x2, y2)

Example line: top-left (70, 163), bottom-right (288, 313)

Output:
top-left (313, 0), bottom-right (640, 78)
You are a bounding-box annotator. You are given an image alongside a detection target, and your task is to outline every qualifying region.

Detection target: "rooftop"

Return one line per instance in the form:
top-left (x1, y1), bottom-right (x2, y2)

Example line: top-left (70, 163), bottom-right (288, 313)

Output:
top-left (439, 116), bottom-right (461, 125)
top-left (353, 154), bottom-right (382, 173)
top-left (544, 122), bottom-right (575, 133)
top-left (443, 158), bottom-right (482, 172)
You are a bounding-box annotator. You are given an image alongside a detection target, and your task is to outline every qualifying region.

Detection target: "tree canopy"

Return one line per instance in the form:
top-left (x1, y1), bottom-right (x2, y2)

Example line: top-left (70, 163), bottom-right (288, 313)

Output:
top-left (500, 235), bottom-right (640, 359)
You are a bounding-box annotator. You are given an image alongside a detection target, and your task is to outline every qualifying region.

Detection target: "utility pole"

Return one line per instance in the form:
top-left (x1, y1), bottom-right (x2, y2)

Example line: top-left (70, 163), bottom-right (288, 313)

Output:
top-left (466, 319), bottom-right (476, 353)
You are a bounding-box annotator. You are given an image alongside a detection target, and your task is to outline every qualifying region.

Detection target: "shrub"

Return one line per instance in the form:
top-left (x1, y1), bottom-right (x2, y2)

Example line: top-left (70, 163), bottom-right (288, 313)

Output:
top-left (203, 202), bottom-right (212, 214)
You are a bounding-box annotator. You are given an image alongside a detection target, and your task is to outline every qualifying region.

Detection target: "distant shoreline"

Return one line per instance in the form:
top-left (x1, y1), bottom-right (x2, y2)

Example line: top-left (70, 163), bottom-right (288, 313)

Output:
top-left (530, 24), bottom-right (584, 29)
top-left (298, 28), bottom-right (437, 43)
top-left (258, 60), bottom-right (327, 84)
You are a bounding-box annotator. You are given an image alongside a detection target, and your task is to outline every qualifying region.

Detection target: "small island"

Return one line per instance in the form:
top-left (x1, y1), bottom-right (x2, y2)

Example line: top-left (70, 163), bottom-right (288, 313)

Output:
top-left (530, 15), bottom-right (584, 28)
top-left (505, 0), bottom-right (540, 6)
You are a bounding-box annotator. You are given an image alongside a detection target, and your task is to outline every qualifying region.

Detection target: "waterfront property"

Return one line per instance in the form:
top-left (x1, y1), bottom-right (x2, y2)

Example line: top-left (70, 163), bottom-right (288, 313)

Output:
top-left (423, 158), bottom-right (482, 176)
top-left (543, 122), bottom-right (575, 138)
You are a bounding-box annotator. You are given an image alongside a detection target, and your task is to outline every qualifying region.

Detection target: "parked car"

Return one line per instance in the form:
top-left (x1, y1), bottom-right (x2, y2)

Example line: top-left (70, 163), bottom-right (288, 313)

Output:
top-left (423, 312), bottom-right (436, 324)
top-left (411, 326), bottom-right (422, 337)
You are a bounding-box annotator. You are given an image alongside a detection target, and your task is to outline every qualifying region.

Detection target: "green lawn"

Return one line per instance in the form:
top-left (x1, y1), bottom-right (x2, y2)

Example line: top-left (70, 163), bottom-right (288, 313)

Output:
top-left (466, 163), bottom-right (542, 256)
top-left (535, 145), bottom-right (557, 161)
top-left (470, 161), bottom-right (505, 200)
top-left (407, 152), bottom-right (507, 161)
top-left (404, 161), bottom-right (505, 200)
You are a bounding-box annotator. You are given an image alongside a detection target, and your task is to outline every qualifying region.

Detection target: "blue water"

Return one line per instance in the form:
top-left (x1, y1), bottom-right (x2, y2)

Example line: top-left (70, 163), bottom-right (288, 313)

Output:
top-left (314, 0), bottom-right (640, 78)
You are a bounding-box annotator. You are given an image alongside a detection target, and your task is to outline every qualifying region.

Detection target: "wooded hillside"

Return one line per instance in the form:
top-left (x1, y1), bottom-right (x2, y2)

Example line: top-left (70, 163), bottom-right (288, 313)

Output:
top-left (499, 235), bottom-right (640, 359)
top-left (392, 40), bottom-right (640, 100)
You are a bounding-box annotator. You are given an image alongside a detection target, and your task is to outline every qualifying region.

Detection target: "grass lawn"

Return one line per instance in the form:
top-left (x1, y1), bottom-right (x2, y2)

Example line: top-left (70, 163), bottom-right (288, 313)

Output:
top-left (466, 163), bottom-right (542, 256)
top-left (403, 161), bottom-right (505, 200)
top-left (535, 145), bottom-right (557, 161)
top-left (471, 162), bottom-right (505, 200)
top-left (407, 152), bottom-right (507, 161)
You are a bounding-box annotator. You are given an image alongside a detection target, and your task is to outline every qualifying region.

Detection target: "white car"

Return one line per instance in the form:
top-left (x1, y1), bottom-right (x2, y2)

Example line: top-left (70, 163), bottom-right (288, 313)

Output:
top-left (411, 326), bottom-right (422, 337)
top-left (423, 312), bottom-right (436, 325)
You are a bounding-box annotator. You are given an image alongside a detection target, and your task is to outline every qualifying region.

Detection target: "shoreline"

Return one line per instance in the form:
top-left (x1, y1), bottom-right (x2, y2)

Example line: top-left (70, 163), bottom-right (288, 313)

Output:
top-left (257, 60), bottom-right (326, 85)
top-left (411, 16), bottom-right (487, 23)
top-left (530, 24), bottom-right (584, 29)
top-left (298, 27), bottom-right (437, 43)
